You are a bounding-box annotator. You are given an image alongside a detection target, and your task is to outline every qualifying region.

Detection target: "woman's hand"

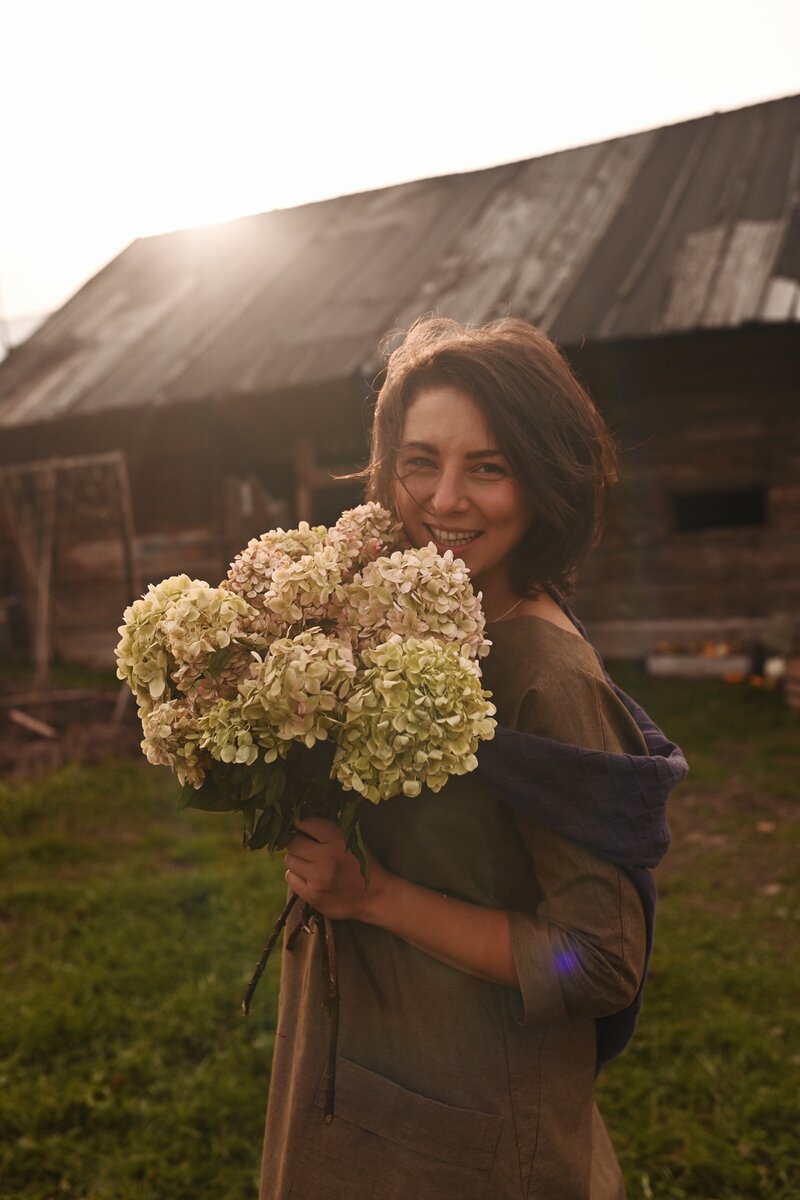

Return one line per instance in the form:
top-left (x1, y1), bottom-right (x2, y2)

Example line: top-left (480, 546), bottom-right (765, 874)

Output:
top-left (284, 816), bottom-right (389, 922)
top-left (284, 815), bottom-right (519, 986)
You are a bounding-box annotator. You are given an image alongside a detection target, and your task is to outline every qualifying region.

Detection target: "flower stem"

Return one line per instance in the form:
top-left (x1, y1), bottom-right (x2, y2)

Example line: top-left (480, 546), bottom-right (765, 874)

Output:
top-left (286, 901), bottom-right (314, 952)
top-left (241, 891), bottom-right (300, 1015)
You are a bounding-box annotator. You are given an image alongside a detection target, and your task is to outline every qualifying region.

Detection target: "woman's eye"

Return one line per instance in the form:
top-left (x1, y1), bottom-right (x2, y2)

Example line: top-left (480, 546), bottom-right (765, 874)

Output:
top-left (474, 462), bottom-right (507, 476)
top-left (403, 456), bottom-right (435, 469)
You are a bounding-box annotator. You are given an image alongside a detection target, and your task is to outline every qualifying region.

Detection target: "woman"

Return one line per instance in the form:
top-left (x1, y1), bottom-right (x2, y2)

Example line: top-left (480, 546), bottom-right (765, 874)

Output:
top-left (260, 317), bottom-right (652, 1200)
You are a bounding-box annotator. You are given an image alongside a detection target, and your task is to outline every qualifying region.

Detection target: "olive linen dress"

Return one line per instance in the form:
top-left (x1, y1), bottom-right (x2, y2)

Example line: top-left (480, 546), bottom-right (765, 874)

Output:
top-left (259, 617), bottom-right (648, 1200)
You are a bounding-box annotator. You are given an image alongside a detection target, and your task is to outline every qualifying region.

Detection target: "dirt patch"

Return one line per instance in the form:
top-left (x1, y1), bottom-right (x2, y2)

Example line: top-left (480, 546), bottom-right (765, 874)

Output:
top-left (0, 690), bottom-right (142, 779)
top-left (660, 783), bottom-right (799, 899)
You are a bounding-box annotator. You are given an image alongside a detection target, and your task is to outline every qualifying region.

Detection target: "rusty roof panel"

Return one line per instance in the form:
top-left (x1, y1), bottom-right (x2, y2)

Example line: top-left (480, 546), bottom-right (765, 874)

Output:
top-left (1, 93), bottom-right (798, 429)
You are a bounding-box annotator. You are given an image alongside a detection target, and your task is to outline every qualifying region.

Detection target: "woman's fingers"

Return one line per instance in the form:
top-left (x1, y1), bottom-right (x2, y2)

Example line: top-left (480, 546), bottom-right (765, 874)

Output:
top-left (284, 850), bottom-right (335, 890)
top-left (283, 852), bottom-right (308, 880)
top-left (293, 815), bottom-right (341, 843)
top-left (285, 867), bottom-right (310, 895)
top-left (285, 834), bottom-right (316, 862)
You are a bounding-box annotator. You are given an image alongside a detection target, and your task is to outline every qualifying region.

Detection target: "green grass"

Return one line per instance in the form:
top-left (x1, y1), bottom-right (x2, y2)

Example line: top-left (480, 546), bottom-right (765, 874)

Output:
top-left (1, 670), bottom-right (798, 1198)
top-left (597, 666), bottom-right (800, 1200)
top-left (0, 763), bottom-right (285, 1200)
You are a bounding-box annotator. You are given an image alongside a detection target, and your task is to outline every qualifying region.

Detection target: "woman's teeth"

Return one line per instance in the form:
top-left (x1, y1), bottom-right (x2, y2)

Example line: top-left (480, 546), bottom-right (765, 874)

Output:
top-left (428, 526), bottom-right (483, 545)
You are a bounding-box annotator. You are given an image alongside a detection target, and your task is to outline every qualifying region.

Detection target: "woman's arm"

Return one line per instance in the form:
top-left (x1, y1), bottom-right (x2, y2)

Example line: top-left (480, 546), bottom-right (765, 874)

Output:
top-left (284, 816), bottom-right (518, 986)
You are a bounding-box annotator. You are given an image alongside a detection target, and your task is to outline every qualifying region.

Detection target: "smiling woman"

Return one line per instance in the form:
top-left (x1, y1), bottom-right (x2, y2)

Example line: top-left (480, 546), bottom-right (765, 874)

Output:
top-left (259, 316), bottom-right (659, 1200)
top-left (370, 317), bottom-right (618, 627)
top-left (393, 385), bottom-right (533, 619)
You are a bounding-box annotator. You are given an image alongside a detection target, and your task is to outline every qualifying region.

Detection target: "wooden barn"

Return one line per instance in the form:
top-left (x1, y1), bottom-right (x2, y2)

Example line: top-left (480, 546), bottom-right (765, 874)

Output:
top-left (0, 92), bottom-right (798, 670)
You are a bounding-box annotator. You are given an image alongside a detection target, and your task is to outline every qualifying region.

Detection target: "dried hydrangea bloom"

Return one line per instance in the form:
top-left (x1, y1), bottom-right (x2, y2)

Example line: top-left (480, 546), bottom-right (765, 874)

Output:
top-left (162, 582), bottom-right (256, 693)
top-left (223, 522), bottom-right (327, 628)
top-left (345, 546), bottom-right (489, 659)
top-left (141, 698), bottom-right (207, 788)
top-left (116, 574), bottom-right (201, 710)
top-left (187, 638), bottom-right (264, 705)
top-left (263, 545), bottom-right (349, 634)
top-left (196, 697), bottom-right (272, 766)
top-left (332, 635), bottom-right (496, 803)
top-left (325, 502), bottom-right (405, 572)
top-left (239, 628), bottom-right (357, 748)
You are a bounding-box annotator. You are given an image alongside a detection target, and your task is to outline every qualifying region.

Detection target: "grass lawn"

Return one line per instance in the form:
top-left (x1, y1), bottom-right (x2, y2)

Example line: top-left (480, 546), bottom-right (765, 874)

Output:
top-left (1, 666), bottom-right (798, 1199)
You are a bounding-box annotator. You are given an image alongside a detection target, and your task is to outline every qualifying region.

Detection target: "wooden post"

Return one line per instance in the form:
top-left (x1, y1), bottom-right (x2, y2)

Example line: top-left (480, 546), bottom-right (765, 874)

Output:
top-left (112, 452), bottom-right (141, 603)
top-left (33, 465), bottom-right (58, 688)
top-left (111, 452), bottom-right (140, 726)
top-left (0, 451), bottom-right (141, 684)
top-left (294, 438), bottom-right (315, 523)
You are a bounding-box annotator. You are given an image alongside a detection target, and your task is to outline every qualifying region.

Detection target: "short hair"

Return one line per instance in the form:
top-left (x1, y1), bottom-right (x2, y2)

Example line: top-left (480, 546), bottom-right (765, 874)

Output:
top-left (364, 315), bottom-right (618, 595)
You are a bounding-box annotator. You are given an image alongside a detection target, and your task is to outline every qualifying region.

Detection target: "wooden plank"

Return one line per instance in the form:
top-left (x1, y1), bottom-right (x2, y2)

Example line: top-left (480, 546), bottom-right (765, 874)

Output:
top-left (703, 219), bottom-right (784, 326)
top-left (8, 708), bottom-right (58, 738)
top-left (761, 276), bottom-right (799, 321)
top-left (597, 118), bottom-right (718, 337)
top-left (0, 689), bottom-right (118, 707)
top-left (658, 225), bottom-right (728, 330)
top-left (33, 465), bottom-right (57, 685)
top-left (0, 450), bottom-right (127, 480)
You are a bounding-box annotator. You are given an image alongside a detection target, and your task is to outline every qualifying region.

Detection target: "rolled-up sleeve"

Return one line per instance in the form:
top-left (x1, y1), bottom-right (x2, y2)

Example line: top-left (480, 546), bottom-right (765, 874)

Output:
top-left (508, 820), bottom-right (646, 1024)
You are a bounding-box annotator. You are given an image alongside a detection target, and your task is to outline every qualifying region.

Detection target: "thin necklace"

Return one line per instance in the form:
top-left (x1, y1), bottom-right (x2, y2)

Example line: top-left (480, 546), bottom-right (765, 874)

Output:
top-left (490, 596), bottom-right (525, 623)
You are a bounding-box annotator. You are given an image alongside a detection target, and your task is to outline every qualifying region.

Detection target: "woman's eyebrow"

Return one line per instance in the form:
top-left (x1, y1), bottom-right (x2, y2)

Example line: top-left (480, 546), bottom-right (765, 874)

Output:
top-left (400, 441), bottom-right (505, 458)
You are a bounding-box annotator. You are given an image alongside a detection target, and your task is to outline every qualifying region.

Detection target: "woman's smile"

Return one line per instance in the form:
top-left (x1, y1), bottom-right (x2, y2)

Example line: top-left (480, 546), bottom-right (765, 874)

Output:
top-left (424, 523), bottom-right (485, 550)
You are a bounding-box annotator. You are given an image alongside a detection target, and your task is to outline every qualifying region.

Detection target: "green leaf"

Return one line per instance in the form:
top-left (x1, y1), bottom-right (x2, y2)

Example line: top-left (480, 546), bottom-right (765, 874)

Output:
top-left (241, 803), bottom-right (257, 849)
top-left (210, 758), bottom-right (229, 789)
top-left (263, 765), bottom-right (286, 809)
top-left (182, 772), bottom-right (240, 813)
top-left (248, 807), bottom-right (282, 852)
top-left (176, 781), bottom-right (197, 811)
top-left (346, 810), bottom-right (370, 884)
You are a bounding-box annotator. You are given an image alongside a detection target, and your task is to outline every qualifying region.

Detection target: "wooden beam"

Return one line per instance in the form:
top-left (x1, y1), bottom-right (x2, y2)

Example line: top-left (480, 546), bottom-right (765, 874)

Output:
top-left (8, 708), bottom-right (58, 739)
top-left (33, 465), bottom-right (57, 688)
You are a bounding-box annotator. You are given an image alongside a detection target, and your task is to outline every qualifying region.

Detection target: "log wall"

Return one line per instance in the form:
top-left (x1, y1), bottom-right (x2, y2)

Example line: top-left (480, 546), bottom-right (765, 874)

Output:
top-left (573, 327), bottom-right (800, 653)
top-left (1, 327), bottom-right (797, 667)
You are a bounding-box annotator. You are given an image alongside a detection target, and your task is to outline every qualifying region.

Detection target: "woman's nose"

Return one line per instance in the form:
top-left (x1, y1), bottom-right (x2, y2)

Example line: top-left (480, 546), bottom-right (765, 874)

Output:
top-left (430, 470), bottom-right (469, 514)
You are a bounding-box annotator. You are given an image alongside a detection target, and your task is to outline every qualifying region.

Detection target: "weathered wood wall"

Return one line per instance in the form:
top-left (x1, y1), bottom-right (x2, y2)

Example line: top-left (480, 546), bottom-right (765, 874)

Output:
top-left (1, 326), bottom-right (797, 668)
top-left (574, 327), bottom-right (800, 653)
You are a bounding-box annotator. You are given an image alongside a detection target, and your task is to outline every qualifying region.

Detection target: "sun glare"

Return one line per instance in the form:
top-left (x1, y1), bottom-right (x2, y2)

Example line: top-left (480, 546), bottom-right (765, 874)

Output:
top-left (3, 0), bottom-right (800, 319)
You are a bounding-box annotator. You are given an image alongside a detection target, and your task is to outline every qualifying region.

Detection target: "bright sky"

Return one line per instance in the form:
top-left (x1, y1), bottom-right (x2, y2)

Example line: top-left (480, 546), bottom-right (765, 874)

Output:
top-left (2, 0), bottom-right (799, 323)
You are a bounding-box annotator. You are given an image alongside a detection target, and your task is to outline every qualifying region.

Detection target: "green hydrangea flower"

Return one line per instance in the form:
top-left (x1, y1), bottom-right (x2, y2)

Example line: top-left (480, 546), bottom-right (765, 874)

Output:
top-left (115, 575), bottom-right (198, 709)
top-left (140, 698), bottom-right (207, 788)
top-left (239, 628), bottom-right (356, 749)
top-left (333, 635), bottom-right (496, 803)
top-left (345, 545), bottom-right (490, 660)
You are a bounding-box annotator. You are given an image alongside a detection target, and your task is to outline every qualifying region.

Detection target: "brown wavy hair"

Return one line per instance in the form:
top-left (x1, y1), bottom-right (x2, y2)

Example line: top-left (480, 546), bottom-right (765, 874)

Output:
top-left (364, 315), bottom-right (618, 596)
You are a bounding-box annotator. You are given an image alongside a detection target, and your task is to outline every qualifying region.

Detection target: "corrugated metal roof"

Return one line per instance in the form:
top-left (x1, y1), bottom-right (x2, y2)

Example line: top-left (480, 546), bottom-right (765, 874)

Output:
top-left (1, 93), bottom-right (798, 429)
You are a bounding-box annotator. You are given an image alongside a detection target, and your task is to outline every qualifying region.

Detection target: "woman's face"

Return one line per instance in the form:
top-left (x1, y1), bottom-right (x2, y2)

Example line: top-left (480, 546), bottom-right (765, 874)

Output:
top-left (393, 384), bottom-right (532, 601)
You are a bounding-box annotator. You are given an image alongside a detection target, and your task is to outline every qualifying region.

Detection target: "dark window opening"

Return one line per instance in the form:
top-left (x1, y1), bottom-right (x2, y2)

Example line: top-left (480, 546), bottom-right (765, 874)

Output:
top-left (672, 487), bottom-right (766, 532)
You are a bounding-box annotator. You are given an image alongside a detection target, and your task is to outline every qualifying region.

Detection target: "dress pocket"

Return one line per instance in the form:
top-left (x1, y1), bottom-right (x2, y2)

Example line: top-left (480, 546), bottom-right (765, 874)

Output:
top-left (286, 1057), bottom-right (503, 1200)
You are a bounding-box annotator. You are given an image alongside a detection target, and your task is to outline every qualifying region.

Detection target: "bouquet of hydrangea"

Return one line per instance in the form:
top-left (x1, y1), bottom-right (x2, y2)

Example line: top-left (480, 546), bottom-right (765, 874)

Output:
top-left (115, 503), bottom-right (496, 1111)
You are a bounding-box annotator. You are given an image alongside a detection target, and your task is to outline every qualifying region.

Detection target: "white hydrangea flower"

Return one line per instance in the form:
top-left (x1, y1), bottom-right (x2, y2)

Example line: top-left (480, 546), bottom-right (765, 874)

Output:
top-left (239, 628), bottom-right (357, 748)
top-left (325, 502), bottom-right (405, 571)
top-left (332, 635), bottom-right (496, 803)
top-left (140, 698), bottom-right (207, 788)
top-left (196, 697), bottom-right (273, 766)
top-left (223, 522), bottom-right (327, 628)
top-left (345, 546), bottom-right (489, 659)
top-left (263, 545), bottom-right (348, 633)
top-left (116, 574), bottom-right (200, 709)
top-left (163, 582), bottom-right (257, 693)
top-left (185, 637), bottom-right (264, 706)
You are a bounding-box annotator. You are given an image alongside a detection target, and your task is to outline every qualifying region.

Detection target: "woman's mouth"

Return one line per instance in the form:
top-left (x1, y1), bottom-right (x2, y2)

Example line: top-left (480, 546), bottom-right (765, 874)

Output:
top-left (425, 524), bottom-right (484, 550)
